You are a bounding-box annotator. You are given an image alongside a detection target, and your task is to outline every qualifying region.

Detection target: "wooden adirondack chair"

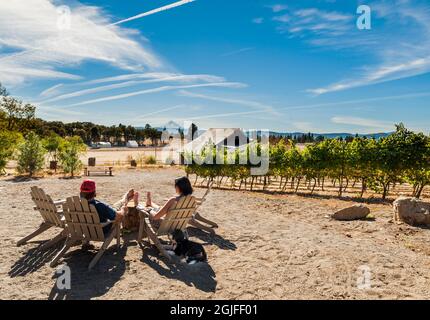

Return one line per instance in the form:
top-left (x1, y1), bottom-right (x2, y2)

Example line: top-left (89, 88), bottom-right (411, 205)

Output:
top-left (190, 182), bottom-right (218, 234)
top-left (50, 196), bottom-right (121, 270)
top-left (137, 195), bottom-right (197, 260)
top-left (17, 187), bottom-right (67, 249)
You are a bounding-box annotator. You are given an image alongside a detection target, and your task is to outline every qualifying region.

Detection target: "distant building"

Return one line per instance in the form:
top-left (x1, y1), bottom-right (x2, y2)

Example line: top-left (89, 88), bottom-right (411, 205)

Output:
top-left (183, 128), bottom-right (249, 154)
top-left (126, 140), bottom-right (139, 148)
top-left (91, 142), bottom-right (112, 149)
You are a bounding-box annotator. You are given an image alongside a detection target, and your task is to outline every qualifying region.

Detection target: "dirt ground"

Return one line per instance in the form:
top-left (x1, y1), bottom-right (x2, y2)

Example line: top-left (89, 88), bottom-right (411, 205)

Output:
top-left (1, 168), bottom-right (430, 300)
top-left (82, 147), bottom-right (176, 165)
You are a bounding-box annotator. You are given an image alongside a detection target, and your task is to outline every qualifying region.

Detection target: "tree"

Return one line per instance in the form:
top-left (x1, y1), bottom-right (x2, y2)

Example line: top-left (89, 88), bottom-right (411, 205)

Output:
top-left (398, 125), bottom-right (430, 198)
top-left (58, 136), bottom-right (87, 177)
top-left (347, 138), bottom-right (376, 197)
top-left (42, 133), bottom-right (63, 163)
top-left (0, 130), bottom-right (22, 174)
top-left (369, 124), bottom-right (417, 199)
top-left (90, 126), bottom-right (101, 143)
top-left (0, 83), bottom-right (9, 97)
top-left (0, 96), bottom-right (35, 132)
top-left (188, 123), bottom-right (199, 140)
top-left (17, 132), bottom-right (46, 176)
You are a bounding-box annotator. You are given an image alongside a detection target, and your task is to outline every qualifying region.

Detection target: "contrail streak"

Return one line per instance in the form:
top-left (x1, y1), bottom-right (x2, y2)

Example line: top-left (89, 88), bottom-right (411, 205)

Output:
top-left (111, 0), bottom-right (196, 26)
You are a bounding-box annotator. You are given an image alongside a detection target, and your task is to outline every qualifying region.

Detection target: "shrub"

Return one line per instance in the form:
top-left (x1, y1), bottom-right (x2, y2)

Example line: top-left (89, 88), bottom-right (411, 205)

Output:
top-left (42, 133), bottom-right (63, 162)
top-left (17, 131), bottom-right (46, 176)
top-left (0, 130), bottom-right (22, 174)
top-left (145, 155), bottom-right (157, 164)
top-left (58, 136), bottom-right (87, 177)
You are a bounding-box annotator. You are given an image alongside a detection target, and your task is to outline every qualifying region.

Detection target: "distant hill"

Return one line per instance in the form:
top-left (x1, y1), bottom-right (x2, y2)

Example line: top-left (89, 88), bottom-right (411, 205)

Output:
top-left (269, 131), bottom-right (393, 140)
top-left (156, 121), bottom-right (183, 135)
top-left (139, 121), bottom-right (393, 140)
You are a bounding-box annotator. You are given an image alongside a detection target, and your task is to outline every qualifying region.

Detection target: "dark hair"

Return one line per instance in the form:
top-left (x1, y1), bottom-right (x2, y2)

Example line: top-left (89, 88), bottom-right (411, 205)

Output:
top-left (171, 229), bottom-right (186, 242)
top-left (175, 176), bottom-right (193, 196)
top-left (80, 191), bottom-right (96, 200)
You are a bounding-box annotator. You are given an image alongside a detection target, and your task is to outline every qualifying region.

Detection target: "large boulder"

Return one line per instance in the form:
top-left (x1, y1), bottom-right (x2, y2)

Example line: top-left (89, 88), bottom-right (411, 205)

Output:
top-left (393, 197), bottom-right (430, 226)
top-left (332, 204), bottom-right (370, 221)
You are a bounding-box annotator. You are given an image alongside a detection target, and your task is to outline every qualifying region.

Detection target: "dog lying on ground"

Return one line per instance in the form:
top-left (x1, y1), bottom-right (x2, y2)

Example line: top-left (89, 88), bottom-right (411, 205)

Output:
top-left (170, 229), bottom-right (207, 264)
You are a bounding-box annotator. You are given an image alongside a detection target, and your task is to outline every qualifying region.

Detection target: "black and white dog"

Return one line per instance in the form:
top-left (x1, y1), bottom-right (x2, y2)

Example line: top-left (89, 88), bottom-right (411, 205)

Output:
top-left (171, 230), bottom-right (207, 264)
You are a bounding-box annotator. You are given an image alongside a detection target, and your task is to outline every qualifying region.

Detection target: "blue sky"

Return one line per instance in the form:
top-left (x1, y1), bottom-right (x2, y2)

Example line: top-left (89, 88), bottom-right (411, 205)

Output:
top-left (1, 0), bottom-right (429, 133)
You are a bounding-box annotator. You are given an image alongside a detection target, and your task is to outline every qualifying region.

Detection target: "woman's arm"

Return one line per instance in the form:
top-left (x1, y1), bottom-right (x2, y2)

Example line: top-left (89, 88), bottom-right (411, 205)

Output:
top-left (114, 206), bottom-right (126, 223)
top-left (151, 197), bottom-right (176, 220)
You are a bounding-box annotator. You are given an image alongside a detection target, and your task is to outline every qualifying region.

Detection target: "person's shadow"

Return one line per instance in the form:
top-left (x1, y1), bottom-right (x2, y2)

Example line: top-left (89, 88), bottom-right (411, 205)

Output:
top-left (48, 244), bottom-right (128, 300)
top-left (140, 245), bottom-right (217, 293)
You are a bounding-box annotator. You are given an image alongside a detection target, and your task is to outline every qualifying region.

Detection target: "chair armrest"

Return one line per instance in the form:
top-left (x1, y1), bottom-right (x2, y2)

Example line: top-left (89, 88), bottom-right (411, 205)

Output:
top-left (100, 220), bottom-right (114, 227)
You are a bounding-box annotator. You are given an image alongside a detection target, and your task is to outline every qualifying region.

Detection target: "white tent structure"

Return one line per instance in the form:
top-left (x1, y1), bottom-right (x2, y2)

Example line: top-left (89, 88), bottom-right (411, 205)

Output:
top-left (183, 128), bottom-right (248, 154)
top-left (92, 142), bottom-right (112, 149)
top-left (126, 140), bottom-right (139, 148)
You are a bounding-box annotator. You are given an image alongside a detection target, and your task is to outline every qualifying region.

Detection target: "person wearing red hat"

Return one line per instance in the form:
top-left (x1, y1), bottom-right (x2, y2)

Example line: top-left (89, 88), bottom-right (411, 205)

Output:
top-left (80, 179), bottom-right (126, 234)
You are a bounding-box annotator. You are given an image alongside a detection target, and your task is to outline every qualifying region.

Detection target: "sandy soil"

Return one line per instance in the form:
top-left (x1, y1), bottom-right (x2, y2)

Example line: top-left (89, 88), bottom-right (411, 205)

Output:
top-left (82, 147), bottom-right (175, 165)
top-left (1, 168), bottom-right (430, 300)
top-left (4, 147), bottom-right (179, 172)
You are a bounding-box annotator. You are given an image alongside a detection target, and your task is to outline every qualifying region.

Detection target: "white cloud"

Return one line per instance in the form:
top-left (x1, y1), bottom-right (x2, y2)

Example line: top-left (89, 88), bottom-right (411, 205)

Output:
top-left (61, 82), bottom-right (247, 107)
top-left (39, 84), bottom-right (64, 97)
top-left (293, 121), bottom-right (313, 132)
top-left (276, 1), bottom-right (430, 94)
top-left (36, 104), bottom-right (85, 117)
top-left (188, 109), bottom-right (267, 120)
top-left (178, 90), bottom-right (279, 115)
top-left (268, 4), bottom-right (288, 13)
top-left (272, 7), bottom-right (353, 37)
top-left (0, 0), bottom-right (161, 86)
top-left (273, 14), bottom-right (290, 23)
top-left (331, 116), bottom-right (394, 131)
top-left (308, 57), bottom-right (430, 94)
top-left (252, 17), bottom-right (264, 24)
top-left (221, 47), bottom-right (254, 57)
top-left (82, 73), bottom-right (224, 85)
top-left (39, 73), bottom-right (228, 103)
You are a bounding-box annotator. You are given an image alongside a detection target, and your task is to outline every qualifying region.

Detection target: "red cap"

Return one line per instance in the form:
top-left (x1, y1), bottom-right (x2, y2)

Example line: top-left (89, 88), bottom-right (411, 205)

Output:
top-left (80, 180), bottom-right (96, 193)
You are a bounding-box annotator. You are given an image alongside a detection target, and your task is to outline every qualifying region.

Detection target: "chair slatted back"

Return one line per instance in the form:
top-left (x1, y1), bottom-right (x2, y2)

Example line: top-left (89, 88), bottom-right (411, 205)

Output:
top-left (195, 182), bottom-right (212, 206)
top-left (30, 186), bottom-right (63, 227)
top-left (157, 196), bottom-right (197, 235)
top-left (62, 196), bottom-right (105, 242)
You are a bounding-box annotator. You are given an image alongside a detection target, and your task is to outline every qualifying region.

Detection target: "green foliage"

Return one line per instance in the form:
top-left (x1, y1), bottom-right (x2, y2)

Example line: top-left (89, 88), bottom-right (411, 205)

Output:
top-left (0, 96), bottom-right (35, 132)
top-left (0, 84), bottom-right (165, 148)
top-left (145, 155), bottom-right (157, 165)
top-left (58, 136), bottom-right (87, 177)
top-left (42, 133), bottom-right (63, 162)
top-left (0, 130), bottom-right (22, 174)
top-left (186, 124), bottom-right (430, 199)
top-left (17, 132), bottom-right (46, 176)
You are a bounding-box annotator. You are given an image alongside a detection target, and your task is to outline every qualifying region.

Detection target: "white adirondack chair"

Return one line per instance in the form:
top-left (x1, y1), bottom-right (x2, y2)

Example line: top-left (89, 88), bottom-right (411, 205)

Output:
top-left (50, 196), bottom-right (120, 270)
top-left (137, 195), bottom-right (197, 260)
top-left (17, 187), bottom-right (67, 249)
top-left (190, 182), bottom-right (218, 234)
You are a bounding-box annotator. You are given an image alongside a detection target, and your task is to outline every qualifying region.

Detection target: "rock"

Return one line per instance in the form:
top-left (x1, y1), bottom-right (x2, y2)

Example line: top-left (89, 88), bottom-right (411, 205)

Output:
top-left (332, 204), bottom-right (370, 221)
top-left (393, 197), bottom-right (430, 226)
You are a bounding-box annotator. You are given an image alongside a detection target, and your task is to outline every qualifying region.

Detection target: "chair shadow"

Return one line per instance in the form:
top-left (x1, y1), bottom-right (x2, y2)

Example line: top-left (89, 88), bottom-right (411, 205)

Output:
top-left (187, 227), bottom-right (237, 251)
top-left (140, 245), bottom-right (217, 293)
top-left (208, 185), bottom-right (394, 205)
top-left (9, 242), bottom-right (63, 277)
top-left (48, 244), bottom-right (128, 300)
